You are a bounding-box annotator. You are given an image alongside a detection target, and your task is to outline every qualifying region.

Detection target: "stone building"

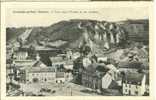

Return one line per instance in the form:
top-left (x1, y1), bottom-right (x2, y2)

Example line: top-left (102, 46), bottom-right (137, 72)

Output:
top-left (81, 64), bottom-right (110, 91)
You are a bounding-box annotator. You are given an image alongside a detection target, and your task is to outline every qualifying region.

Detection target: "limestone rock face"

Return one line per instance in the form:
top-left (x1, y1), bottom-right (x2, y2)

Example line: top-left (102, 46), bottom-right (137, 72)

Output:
top-left (6, 19), bottom-right (127, 51)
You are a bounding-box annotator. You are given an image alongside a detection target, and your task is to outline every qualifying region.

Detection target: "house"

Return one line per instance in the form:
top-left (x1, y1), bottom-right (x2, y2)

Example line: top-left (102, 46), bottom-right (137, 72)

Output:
top-left (26, 60), bottom-right (56, 83)
top-left (82, 57), bottom-right (92, 68)
top-left (102, 70), bottom-right (114, 89)
top-left (81, 63), bottom-right (110, 91)
top-left (26, 60), bottom-right (68, 84)
top-left (13, 51), bottom-right (28, 60)
top-left (12, 47), bottom-right (36, 67)
top-left (66, 49), bottom-right (73, 60)
top-left (26, 67), bottom-right (56, 83)
top-left (122, 72), bottom-right (146, 96)
top-left (35, 46), bottom-right (62, 57)
top-left (72, 52), bottom-right (81, 60)
top-left (64, 61), bottom-right (73, 70)
top-left (73, 54), bottom-right (98, 84)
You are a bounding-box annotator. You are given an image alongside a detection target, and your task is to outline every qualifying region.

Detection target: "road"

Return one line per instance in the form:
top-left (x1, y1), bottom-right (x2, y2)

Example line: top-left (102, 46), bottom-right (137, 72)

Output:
top-left (18, 82), bottom-right (100, 96)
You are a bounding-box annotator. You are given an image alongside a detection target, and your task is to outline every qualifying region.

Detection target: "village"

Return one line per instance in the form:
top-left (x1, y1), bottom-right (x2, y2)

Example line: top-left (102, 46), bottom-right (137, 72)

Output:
top-left (6, 20), bottom-right (149, 96)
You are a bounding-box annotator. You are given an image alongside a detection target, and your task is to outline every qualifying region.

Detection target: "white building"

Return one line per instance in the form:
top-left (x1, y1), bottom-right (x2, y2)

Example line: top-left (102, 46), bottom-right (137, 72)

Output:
top-left (66, 49), bottom-right (73, 60)
top-left (82, 57), bottom-right (92, 68)
top-left (102, 70), bottom-right (118, 89)
top-left (122, 73), bottom-right (146, 96)
top-left (13, 60), bottom-right (35, 67)
top-left (26, 60), bottom-right (56, 83)
top-left (14, 51), bottom-right (28, 60)
top-left (26, 67), bottom-right (56, 83)
top-left (13, 49), bottom-right (36, 67)
top-left (72, 52), bottom-right (81, 60)
top-left (97, 56), bottom-right (108, 63)
top-left (26, 60), bottom-right (72, 84)
top-left (64, 61), bottom-right (73, 70)
top-left (102, 72), bottom-right (113, 89)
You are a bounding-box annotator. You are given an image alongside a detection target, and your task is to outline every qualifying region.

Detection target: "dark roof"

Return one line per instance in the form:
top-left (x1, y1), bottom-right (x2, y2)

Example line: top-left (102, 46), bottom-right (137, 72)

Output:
top-left (28, 67), bottom-right (56, 73)
top-left (123, 73), bottom-right (145, 85)
top-left (18, 47), bottom-right (30, 51)
top-left (85, 63), bottom-right (109, 73)
top-left (32, 61), bottom-right (44, 67)
top-left (119, 61), bottom-right (143, 69)
top-left (74, 56), bottom-right (84, 64)
top-left (83, 63), bottom-right (109, 78)
top-left (40, 55), bottom-right (52, 66)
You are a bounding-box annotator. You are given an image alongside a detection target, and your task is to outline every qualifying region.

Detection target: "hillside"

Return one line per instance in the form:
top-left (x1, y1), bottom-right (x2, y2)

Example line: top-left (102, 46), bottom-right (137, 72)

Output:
top-left (6, 19), bottom-right (148, 52)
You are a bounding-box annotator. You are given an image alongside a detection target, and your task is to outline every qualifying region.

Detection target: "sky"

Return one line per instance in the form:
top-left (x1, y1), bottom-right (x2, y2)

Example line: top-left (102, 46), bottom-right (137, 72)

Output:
top-left (6, 6), bottom-right (149, 27)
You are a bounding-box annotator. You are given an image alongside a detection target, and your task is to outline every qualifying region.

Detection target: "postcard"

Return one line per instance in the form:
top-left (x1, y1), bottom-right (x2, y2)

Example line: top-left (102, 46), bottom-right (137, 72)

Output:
top-left (0, 0), bottom-right (153, 2)
top-left (0, 2), bottom-right (154, 100)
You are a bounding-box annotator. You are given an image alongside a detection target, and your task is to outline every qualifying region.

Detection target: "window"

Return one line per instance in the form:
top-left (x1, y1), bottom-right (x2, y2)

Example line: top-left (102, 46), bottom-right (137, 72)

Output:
top-left (136, 85), bottom-right (138, 89)
top-left (129, 84), bottom-right (131, 88)
top-left (125, 89), bottom-right (127, 92)
top-left (135, 91), bottom-right (138, 95)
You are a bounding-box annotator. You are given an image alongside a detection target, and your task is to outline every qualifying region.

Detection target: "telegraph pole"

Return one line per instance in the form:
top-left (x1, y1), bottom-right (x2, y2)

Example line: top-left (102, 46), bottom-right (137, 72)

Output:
top-left (70, 85), bottom-right (72, 96)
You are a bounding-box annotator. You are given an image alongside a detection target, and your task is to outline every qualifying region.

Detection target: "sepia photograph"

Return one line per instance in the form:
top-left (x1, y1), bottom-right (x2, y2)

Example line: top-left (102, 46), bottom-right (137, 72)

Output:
top-left (1, 2), bottom-right (153, 99)
top-left (1, 0), bottom-right (153, 2)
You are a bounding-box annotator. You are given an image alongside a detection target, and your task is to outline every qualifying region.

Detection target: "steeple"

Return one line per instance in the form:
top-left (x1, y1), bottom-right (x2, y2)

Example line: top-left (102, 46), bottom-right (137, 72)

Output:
top-left (36, 53), bottom-right (40, 61)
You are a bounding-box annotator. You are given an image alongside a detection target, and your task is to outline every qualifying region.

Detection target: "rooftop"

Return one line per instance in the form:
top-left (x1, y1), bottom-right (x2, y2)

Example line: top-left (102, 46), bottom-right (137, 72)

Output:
top-left (28, 67), bottom-right (56, 73)
top-left (50, 56), bottom-right (66, 63)
top-left (35, 46), bottom-right (59, 51)
top-left (32, 61), bottom-right (47, 67)
top-left (123, 72), bottom-right (145, 85)
top-left (83, 63), bottom-right (109, 78)
top-left (119, 61), bottom-right (143, 69)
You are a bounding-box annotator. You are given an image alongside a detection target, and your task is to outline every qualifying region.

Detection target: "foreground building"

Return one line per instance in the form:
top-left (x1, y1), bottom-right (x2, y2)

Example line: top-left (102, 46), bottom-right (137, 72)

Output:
top-left (81, 64), bottom-right (111, 91)
top-left (122, 73), bottom-right (146, 96)
top-left (26, 60), bottom-right (72, 83)
top-left (26, 63), bottom-right (56, 83)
